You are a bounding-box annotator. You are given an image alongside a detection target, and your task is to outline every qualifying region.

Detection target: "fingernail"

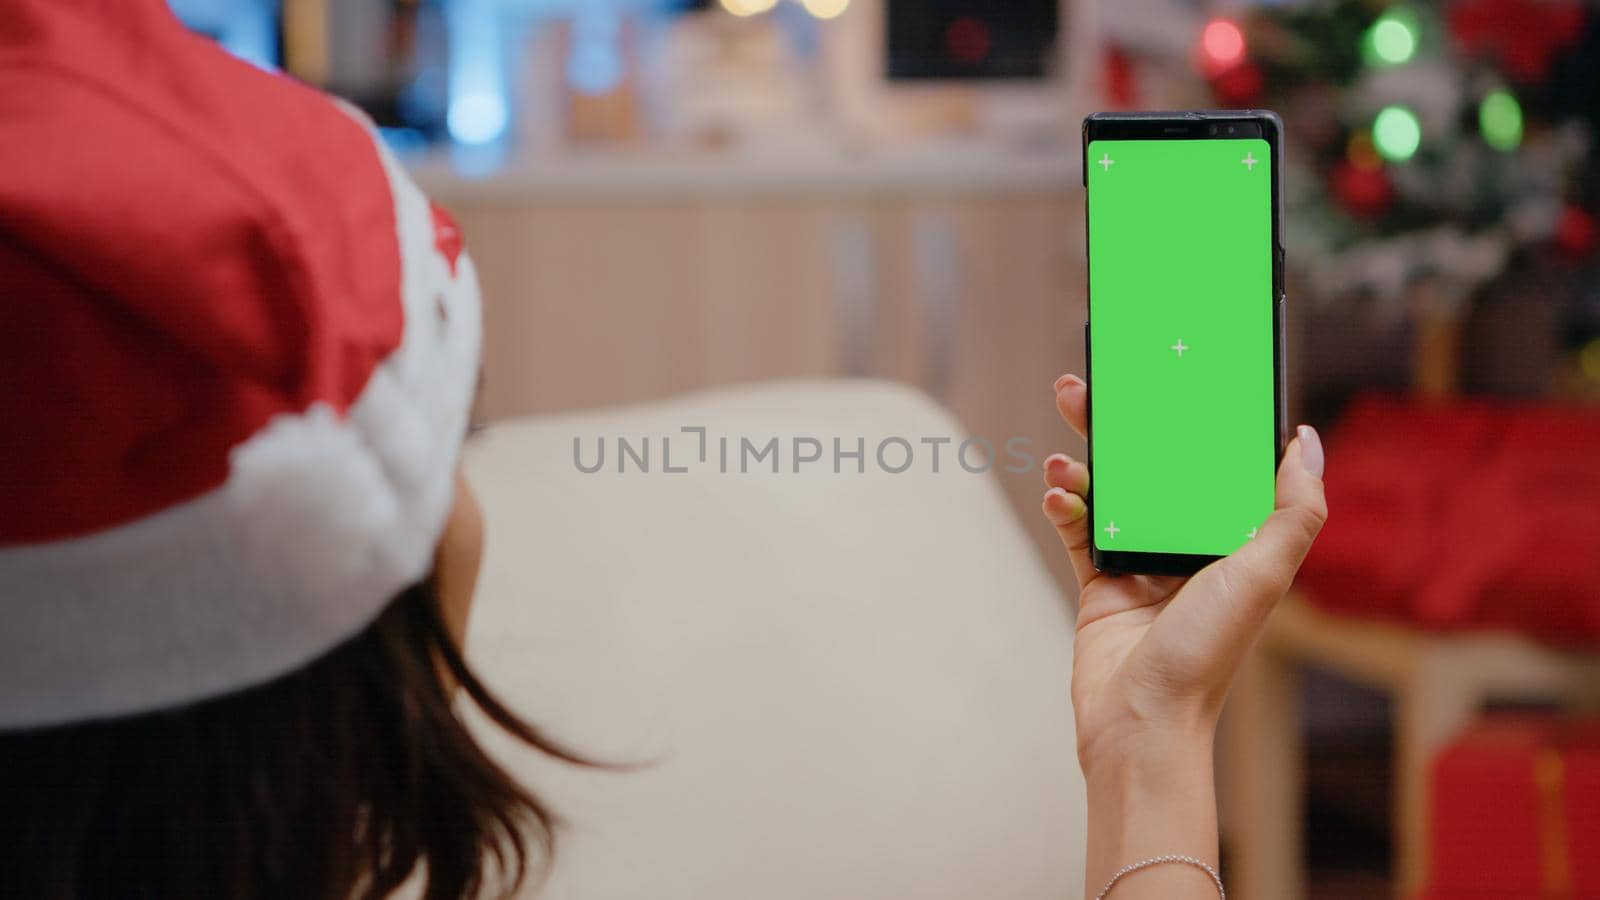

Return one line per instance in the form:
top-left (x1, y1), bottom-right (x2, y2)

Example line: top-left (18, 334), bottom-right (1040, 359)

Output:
top-left (1297, 424), bottom-right (1324, 478)
top-left (1054, 373), bottom-right (1084, 392)
top-left (1046, 487), bottom-right (1086, 521)
top-left (1064, 495), bottom-right (1086, 522)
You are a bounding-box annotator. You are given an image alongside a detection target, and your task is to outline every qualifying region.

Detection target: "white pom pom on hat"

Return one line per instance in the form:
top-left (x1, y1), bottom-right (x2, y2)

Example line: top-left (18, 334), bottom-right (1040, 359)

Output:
top-left (0, 0), bottom-right (481, 728)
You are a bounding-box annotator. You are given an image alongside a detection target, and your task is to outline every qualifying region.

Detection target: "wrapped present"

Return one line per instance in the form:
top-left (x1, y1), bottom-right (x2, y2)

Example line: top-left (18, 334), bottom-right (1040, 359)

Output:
top-left (1298, 394), bottom-right (1600, 646)
top-left (1421, 715), bottom-right (1600, 898)
top-left (1565, 720), bottom-right (1600, 894)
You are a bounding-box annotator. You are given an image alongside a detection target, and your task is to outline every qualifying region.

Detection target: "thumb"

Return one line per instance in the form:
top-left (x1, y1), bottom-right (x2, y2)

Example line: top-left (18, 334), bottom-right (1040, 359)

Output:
top-left (1250, 424), bottom-right (1329, 579)
top-left (1182, 426), bottom-right (1328, 637)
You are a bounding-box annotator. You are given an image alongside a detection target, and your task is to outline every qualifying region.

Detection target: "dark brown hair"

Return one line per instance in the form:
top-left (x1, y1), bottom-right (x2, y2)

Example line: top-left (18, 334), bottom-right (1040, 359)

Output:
top-left (0, 580), bottom-right (584, 900)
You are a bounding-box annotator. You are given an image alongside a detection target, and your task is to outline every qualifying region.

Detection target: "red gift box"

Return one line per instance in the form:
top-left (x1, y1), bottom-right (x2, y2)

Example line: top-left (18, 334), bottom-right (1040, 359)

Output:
top-left (1421, 715), bottom-right (1600, 898)
top-left (1298, 395), bottom-right (1600, 646)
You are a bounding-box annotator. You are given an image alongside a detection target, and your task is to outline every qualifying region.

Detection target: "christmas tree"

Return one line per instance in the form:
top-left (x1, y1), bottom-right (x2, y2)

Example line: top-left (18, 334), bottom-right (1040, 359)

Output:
top-left (1195, 0), bottom-right (1597, 318)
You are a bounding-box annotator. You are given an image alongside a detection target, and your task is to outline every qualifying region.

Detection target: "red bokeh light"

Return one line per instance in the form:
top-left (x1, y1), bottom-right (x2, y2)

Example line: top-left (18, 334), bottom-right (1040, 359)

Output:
top-left (1199, 19), bottom-right (1246, 72)
top-left (1330, 162), bottom-right (1395, 219)
top-left (1104, 44), bottom-right (1138, 109)
top-left (1212, 60), bottom-right (1262, 106)
top-left (1555, 205), bottom-right (1597, 259)
top-left (945, 17), bottom-right (992, 65)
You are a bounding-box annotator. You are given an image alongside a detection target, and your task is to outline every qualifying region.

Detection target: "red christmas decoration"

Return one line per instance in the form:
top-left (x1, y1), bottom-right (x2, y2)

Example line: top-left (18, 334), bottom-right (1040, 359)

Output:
top-left (1299, 397), bottom-right (1600, 645)
top-left (1448, 0), bottom-right (1586, 84)
top-left (1211, 61), bottom-right (1263, 107)
top-left (1329, 162), bottom-right (1394, 219)
top-left (1102, 44), bottom-right (1138, 110)
top-left (1554, 205), bottom-right (1597, 259)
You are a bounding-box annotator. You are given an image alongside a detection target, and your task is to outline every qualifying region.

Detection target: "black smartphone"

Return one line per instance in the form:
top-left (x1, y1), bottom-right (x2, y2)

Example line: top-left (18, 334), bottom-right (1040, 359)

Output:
top-left (1081, 110), bottom-right (1288, 576)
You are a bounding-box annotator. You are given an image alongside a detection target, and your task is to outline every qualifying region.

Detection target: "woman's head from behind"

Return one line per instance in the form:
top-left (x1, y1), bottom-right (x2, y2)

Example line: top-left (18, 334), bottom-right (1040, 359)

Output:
top-left (0, 4), bottom-right (566, 895)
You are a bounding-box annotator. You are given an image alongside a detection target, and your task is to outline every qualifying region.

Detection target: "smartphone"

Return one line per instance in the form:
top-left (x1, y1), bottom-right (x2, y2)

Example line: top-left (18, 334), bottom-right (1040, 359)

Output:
top-left (1082, 110), bottom-right (1287, 576)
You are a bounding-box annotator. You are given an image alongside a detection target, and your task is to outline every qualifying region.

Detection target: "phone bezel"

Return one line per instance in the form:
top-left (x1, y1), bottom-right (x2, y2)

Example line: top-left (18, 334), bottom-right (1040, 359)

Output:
top-left (1081, 110), bottom-right (1288, 577)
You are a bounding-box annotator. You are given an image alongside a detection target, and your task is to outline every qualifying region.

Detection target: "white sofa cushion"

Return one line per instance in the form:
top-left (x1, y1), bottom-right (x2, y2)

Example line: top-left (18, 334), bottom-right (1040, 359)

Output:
top-left (461, 379), bottom-right (1085, 899)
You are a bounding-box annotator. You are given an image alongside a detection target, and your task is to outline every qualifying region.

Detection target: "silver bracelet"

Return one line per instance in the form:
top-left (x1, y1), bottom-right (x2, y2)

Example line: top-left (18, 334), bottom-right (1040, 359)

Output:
top-left (1094, 854), bottom-right (1225, 900)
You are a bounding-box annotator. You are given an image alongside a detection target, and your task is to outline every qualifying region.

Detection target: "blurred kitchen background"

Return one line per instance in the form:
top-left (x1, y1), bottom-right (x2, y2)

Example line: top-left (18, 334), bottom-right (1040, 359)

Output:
top-left (172, 0), bottom-right (1600, 897)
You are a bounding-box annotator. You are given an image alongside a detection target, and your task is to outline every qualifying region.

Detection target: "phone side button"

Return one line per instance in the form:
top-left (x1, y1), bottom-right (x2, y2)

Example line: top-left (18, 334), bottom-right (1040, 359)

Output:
top-left (1277, 294), bottom-right (1289, 452)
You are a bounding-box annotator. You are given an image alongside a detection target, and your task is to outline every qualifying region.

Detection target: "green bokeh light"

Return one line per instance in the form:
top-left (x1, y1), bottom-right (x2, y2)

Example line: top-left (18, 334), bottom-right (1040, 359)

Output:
top-left (1364, 8), bottom-right (1419, 67)
top-left (1373, 106), bottom-right (1421, 162)
top-left (1479, 90), bottom-right (1523, 152)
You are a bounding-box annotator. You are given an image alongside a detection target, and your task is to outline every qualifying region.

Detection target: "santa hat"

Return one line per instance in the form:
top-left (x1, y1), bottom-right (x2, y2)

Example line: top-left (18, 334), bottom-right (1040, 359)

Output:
top-left (0, 1), bottom-right (481, 728)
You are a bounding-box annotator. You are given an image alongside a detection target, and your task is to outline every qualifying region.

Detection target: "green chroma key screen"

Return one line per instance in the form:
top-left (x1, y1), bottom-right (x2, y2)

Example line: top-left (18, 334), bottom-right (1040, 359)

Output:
top-left (1087, 138), bottom-right (1275, 557)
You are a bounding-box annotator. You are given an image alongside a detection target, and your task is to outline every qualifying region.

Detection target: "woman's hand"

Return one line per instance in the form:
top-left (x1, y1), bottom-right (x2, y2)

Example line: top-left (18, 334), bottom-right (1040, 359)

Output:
top-left (1041, 373), bottom-right (1326, 898)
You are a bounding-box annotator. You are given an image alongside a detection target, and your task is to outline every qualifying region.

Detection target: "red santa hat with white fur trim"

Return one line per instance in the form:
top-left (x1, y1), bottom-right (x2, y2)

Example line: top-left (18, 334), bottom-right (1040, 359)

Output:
top-left (0, 0), bottom-right (480, 728)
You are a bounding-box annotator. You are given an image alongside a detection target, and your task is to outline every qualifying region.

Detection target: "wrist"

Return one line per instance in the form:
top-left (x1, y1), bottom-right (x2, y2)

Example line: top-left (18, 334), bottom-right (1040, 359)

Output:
top-left (1079, 717), bottom-right (1216, 785)
top-left (1081, 735), bottom-right (1220, 898)
top-left (1085, 736), bottom-right (1215, 820)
